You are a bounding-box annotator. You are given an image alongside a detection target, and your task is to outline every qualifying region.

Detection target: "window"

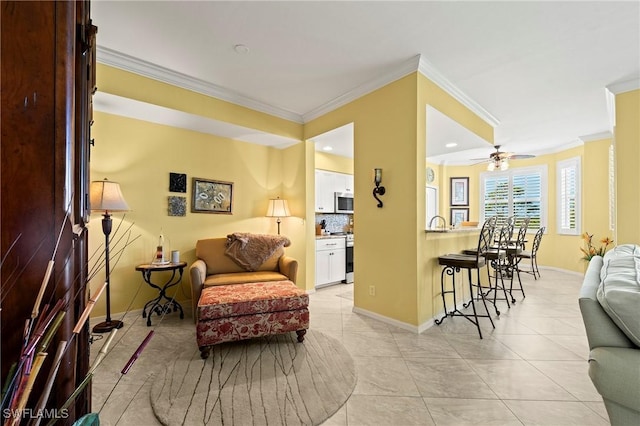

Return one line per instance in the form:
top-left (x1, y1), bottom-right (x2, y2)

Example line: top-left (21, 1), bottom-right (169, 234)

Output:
top-left (557, 157), bottom-right (580, 235)
top-left (481, 166), bottom-right (547, 230)
top-left (609, 144), bottom-right (615, 231)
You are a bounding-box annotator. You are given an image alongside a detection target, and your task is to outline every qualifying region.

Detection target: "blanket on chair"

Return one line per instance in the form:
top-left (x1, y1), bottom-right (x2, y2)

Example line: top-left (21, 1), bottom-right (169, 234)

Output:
top-left (225, 233), bottom-right (291, 271)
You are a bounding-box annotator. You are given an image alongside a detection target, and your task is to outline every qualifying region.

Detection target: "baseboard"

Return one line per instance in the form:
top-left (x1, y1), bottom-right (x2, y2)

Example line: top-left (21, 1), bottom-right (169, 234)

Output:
top-left (351, 306), bottom-right (436, 334)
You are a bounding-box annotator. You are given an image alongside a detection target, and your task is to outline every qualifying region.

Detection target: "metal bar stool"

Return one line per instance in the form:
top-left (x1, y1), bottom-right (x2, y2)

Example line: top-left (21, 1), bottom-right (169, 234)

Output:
top-left (517, 226), bottom-right (545, 279)
top-left (435, 221), bottom-right (495, 339)
top-left (484, 225), bottom-right (513, 315)
top-left (506, 217), bottom-right (530, 302)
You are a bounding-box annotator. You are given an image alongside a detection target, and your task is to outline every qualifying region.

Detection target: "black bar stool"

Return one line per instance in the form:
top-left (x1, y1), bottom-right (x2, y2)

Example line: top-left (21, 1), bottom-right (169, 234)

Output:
top-left (506, 217), bottom-right (530, 302)
top-left (435, 221), bottom-right (495, 339)
top-left (517, 226), bottom-right (545, 279)
top-left (483, 225), bottom-right (513, 315)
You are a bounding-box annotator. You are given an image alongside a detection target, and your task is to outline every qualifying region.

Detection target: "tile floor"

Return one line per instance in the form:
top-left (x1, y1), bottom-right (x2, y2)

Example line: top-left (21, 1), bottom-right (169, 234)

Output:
top-left (91, 267), bottom-right (609, 425)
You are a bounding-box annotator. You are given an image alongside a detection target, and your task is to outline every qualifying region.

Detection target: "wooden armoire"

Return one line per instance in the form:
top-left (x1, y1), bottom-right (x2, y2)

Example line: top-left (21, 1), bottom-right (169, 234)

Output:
top-left (1, 0), bottom-right (94, 422)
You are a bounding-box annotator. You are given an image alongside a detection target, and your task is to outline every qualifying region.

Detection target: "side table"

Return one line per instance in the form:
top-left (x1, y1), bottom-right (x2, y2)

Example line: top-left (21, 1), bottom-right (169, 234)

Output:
top-left (135, 261), bottom-right (187, 326)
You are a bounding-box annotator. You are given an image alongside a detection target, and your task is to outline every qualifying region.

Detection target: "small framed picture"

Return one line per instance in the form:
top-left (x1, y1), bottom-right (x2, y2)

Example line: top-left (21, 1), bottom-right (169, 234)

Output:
top-left (191, 177), bottom-right (233, 214)
top-left (450, 208), bottom-right (469, 227)
top-left (450, 177), bottom-right (469, 206)
top-left (169, 172), bottom-right (187, 193)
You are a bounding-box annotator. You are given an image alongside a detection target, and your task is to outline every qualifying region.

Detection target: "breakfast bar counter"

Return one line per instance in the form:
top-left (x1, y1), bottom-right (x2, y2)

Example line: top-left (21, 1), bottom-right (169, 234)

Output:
top-left (421, 227), bottom-right (486, 326)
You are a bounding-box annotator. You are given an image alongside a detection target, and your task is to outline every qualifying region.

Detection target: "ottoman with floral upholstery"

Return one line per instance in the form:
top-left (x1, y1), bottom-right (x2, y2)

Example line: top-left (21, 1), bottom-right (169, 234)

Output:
top-left (196, 280), bottom-right (309, 358)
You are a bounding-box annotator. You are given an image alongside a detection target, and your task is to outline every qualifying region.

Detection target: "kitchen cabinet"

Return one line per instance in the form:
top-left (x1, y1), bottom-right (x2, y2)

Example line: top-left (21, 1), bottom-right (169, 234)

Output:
top-left (315, 170), bottom-right (354, 213)
top-left (334, 173), bottom-right (354, 193)
top-left (315, 238), bottom-right (346, 286)
top-left (315, 170), bottom-right (335, 212)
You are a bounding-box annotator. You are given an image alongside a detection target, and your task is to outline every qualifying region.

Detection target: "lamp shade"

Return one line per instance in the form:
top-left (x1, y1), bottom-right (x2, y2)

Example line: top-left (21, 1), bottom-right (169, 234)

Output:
top-left (90, 179), bottom-right (130, 212)
top-left (265, 198), bottom-right (290, 218)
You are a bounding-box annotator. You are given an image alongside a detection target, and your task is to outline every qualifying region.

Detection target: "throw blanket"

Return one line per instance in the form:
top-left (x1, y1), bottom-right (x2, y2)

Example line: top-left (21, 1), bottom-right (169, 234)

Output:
top-left (225, 233), bottom-right (291, 272)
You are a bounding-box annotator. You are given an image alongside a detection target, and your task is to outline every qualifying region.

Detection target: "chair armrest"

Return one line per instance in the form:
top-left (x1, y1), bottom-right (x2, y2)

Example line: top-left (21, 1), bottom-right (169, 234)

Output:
top-left (278, 255), bottom-right (298, 284)
top-left (189, 259), bottom-right (207, 322)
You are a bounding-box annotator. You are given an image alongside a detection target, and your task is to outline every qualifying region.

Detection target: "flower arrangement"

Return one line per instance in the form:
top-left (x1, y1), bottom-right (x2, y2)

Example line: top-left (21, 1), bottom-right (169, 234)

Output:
top-left (580, 232), bottom-right (614, 261)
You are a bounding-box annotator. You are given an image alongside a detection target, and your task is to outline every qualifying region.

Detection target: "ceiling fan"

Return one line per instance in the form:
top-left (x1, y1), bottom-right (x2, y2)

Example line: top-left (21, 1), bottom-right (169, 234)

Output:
top-left (473, 145), bottom-right (536, 171)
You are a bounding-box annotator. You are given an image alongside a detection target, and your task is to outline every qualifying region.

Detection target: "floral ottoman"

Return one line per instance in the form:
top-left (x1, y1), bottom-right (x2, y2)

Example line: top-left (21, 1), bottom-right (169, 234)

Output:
top-left (196, 280), bottom-right (309, 358)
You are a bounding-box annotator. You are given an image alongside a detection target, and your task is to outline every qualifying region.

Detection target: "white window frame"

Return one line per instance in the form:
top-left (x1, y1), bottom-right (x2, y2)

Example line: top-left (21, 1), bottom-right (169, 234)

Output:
top-left (557, 157), bottom-right (581, 235)
top-left (480, 165), bottom-right (547, 231)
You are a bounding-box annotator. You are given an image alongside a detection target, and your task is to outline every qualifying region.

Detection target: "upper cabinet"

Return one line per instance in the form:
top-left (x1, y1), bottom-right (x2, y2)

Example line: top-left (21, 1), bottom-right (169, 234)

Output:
top-left (315, 170), bottom-right (354, 213)
top-left (334, 173), bottom-right (354, 193)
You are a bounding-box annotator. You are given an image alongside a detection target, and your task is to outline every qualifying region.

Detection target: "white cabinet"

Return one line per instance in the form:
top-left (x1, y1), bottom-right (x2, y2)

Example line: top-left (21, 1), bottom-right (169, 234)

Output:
top-left (315, 170), bottom-right (354, 213)
top-left (315, 170), bottom-right (336, 213)
top-left (334, 173), bottom-right (354, 193)
top-left (315, 238), bottom-right (346, 287)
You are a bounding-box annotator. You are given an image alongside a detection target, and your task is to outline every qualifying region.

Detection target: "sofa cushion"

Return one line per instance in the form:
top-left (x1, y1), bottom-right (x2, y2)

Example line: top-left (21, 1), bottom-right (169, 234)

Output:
top-left (197, 280), bottom-right (308, 321)
top-left (597, 244), bottom-right (640, 347)
top-left (203, 271), bottom-right (289, 286)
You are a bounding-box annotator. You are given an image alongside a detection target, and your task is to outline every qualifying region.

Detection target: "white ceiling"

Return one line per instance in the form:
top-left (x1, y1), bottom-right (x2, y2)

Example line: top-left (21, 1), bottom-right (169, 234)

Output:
top-left (91, 1), bottom-right (639, 163)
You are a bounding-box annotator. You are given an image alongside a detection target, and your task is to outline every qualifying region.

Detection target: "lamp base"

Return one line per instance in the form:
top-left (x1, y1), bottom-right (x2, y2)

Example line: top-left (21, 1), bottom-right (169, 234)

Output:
top-left (92, 320), bottom-right (124, 333)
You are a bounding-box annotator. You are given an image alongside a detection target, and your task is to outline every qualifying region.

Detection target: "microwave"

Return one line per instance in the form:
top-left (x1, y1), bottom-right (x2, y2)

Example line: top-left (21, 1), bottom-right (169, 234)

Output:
top-left (335, 192), bottom-right (354, 213)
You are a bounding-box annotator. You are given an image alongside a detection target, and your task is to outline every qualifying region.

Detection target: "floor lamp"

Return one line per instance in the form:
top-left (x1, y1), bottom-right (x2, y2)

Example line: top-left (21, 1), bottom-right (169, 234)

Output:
top-left (90, 178), bottom-right (130, 333)
top-left (266, 197), bottom-right (290, 235)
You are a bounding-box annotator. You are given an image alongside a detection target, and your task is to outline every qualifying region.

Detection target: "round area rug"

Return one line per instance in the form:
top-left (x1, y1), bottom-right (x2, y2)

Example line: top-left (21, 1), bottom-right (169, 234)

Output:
top-left (150, 330), bottom-right (356, 426)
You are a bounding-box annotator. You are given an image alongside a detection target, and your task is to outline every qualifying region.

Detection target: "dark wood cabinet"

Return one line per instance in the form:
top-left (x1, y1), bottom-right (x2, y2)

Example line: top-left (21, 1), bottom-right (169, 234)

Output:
top-left (1, 0), bottom-right (94, 421)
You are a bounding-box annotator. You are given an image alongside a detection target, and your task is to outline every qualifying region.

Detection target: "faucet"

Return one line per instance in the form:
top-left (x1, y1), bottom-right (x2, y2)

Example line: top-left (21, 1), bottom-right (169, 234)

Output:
top-left (429, 215), bottom-right (447, 230)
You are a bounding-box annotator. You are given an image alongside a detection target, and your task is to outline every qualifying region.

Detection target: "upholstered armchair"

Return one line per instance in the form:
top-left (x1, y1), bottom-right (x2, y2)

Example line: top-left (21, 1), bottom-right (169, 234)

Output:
top-left (189, 237), bottom-right (298, 321)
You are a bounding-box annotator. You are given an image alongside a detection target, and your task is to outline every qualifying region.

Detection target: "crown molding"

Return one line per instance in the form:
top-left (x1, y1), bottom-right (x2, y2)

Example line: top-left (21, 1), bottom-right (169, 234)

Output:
top-left (579, 131), bottom-right (613, 143)
top-left (98, 47), bottom-right (499, 130)
top-left (417, 56), bottom-right (500, 128)
top-left (302, 55), bottom-right (422, 122)
top-left (606, 77), bottom-right (640, 95)
top-left (96, 46), bottom-right (304, 124)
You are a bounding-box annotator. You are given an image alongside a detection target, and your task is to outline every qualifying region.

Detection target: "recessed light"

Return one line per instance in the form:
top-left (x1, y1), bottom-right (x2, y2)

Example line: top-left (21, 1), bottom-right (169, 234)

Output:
top-left (234, 44), bottom-right (250, 54)
top-left (445, 142), bottom-right (458, 148)
top-left (322, 146), bottom-right (333, 152)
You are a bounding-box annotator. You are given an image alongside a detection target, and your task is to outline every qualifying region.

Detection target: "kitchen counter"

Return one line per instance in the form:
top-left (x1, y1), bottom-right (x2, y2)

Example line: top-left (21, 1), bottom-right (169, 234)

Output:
top-left (315, 235), bottom-right (348, 240)
top-left (425, 227), bottom-right (480, 234)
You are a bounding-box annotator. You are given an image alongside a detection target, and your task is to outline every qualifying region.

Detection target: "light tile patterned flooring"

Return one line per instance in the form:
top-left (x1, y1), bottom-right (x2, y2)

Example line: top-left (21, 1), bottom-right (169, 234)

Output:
top-left (92, 267), bottom-right (609, 425)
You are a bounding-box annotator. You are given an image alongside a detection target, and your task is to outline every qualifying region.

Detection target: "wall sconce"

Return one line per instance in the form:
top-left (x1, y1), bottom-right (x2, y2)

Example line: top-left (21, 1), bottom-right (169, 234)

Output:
top-left (372, 168), bottom-right (386, 208)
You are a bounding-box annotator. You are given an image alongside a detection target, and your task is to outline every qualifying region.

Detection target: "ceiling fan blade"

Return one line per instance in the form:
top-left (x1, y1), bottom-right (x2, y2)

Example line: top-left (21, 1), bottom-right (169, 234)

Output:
top-left (508, 154), bottom-right (535, 159)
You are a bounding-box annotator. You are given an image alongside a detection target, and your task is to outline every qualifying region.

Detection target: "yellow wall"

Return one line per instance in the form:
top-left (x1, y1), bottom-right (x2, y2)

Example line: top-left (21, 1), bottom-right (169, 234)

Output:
top-left (306, 72), bottom-right (497, 327)
top-left (615, 89), bottom-right (640, 244)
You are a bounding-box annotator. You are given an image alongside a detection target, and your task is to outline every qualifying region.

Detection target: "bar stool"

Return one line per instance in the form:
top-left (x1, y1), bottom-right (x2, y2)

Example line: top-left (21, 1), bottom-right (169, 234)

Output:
top-left (435, 221), bottom-right (495, 339)
top-left (517, 226), bottom-right (545, 279)
top-left (506, 217), bottom-right (530, 302)
top-left (484, 225), bottom-right (513, 315)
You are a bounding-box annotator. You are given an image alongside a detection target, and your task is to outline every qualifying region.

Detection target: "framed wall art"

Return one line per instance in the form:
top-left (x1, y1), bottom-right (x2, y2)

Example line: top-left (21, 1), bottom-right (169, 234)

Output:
top-left (450, 177), bottom-right (469, 206)
top-left (168, 196), bottom-right (187, 217)
top-left (450, 207), bottom-right (469, 227)
top-left (169, 172), bottom-right (187, 193)
top-left (191, 177), bottom-right (233, 214)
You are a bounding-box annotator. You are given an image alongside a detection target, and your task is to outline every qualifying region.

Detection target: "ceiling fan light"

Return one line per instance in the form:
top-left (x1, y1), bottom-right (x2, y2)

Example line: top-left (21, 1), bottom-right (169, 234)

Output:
top-left (500, 159), bottom-right (509, 170)
top-left (487, 162), bottom-right (496, 171)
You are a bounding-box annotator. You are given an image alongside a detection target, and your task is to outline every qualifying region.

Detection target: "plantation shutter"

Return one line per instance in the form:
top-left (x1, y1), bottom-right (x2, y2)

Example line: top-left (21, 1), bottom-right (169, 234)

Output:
top-left (483, 174), bottom-right (509, 226)
top-left (481, 166), bottom-right (546, 230)
top-left (513, 170), bottom-right (542, 229)
top-left (557, 157), bottom-right (580, 235)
